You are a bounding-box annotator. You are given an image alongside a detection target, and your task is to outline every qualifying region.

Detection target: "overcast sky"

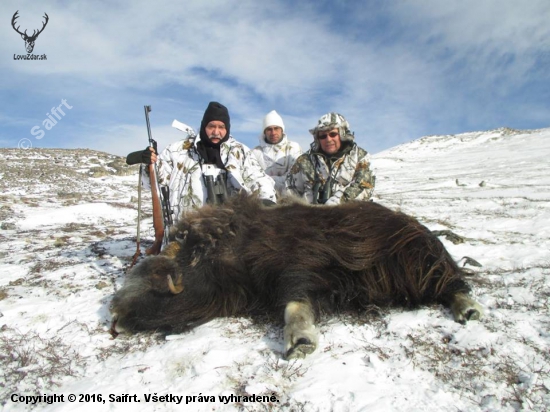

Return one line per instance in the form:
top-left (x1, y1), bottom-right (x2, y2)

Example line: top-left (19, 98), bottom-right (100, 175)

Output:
top-left (1, 0), bottom-right (549, 156)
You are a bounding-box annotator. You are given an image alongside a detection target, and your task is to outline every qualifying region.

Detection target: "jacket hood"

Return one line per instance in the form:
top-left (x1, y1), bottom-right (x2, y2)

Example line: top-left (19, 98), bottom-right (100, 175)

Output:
top-left (309, 112), bottom-right (354, 152)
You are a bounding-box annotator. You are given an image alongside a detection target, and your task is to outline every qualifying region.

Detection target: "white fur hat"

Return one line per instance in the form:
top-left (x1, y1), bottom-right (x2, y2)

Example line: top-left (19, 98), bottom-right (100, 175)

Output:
top-left (262, 110), bottom-right (285, 133)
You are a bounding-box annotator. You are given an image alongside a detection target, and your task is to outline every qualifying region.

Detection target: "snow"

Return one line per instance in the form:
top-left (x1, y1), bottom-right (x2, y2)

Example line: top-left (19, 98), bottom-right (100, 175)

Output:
top-left (1, 127), bottom-right (549, 411)
top-left (18, 204), bottom-right (131, 231)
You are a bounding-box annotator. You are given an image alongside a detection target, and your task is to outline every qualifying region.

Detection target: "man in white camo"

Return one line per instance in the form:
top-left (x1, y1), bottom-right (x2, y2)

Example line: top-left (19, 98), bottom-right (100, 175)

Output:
top-left (286, 112), bottom-right (375, 205)
top-left (251, 110), bottom-right (302, 195)
top-left (135, 102), bottom-right (277, 220)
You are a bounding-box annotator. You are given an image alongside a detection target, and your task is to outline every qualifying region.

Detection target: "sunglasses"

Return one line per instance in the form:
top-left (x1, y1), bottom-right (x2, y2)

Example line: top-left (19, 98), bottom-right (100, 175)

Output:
top-left (318, 131), bottom-right (339, 140)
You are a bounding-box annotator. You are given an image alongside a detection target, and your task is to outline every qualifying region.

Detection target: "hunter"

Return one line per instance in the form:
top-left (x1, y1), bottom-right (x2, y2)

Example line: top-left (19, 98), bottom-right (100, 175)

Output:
top-left (286, 112), bottom-right (375, 205)
top-left (251, 110), bottom-right (302, 195)
top-left (129, 102), bottom-right (277, 222)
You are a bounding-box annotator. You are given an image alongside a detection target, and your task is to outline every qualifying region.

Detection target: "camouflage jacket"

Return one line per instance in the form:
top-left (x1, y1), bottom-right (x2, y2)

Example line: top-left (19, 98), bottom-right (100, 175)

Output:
top-left (142, 123), bottom-right (277, 220)
top-left (251, 134), bottom-right (302, 194)
top-left (285, 143), bottom-right (375, 205)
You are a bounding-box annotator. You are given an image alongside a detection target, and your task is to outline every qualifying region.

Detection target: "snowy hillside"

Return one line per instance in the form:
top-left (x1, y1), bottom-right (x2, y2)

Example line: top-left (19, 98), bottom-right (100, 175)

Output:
top-left (1, 128), bottom-right (549, 411)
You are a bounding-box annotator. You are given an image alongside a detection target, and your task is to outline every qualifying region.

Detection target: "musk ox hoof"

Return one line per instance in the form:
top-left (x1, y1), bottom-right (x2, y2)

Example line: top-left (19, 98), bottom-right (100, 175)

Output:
top-left (283, 301), bottom-right (319, 359)
top-left (463, 308), bottom-right (482, 323)
top-left (285, 338), bottom-right (317, 360)
top-left (451, 293), bottom-right (484, 324)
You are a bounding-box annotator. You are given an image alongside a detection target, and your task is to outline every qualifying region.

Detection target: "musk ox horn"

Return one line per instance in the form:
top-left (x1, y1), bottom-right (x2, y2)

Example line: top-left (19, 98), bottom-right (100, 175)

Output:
top-left (167, 274), bottom-right (184, 294)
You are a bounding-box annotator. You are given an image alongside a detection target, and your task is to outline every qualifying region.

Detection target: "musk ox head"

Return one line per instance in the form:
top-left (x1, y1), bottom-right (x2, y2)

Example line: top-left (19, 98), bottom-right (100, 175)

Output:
top-left (110, 255), bottom-right (184, 337)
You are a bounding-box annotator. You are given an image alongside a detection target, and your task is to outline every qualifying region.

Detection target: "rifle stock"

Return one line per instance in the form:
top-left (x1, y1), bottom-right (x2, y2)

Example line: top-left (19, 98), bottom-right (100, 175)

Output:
top-left (144, 105), bottom-right (165, 255)
top-left (146, 162), bottom-right (164, 255)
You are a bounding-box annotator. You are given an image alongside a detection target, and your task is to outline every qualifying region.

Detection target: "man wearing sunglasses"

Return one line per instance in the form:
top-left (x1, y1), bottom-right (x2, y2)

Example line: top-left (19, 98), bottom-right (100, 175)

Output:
top-left (251, 110), bottom-right (302, 195)
top-left (286, 112), bottom-right (375, 205)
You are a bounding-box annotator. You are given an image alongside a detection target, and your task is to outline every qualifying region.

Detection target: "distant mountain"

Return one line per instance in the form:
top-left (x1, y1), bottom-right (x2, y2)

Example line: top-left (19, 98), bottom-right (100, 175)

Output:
top-left (376, 126), bottom-right (544, 155)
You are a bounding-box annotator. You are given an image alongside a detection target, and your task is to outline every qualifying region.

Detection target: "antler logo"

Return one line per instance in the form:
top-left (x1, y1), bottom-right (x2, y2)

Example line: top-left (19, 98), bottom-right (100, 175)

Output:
top-left (11, 11), bottom-right (49, 54)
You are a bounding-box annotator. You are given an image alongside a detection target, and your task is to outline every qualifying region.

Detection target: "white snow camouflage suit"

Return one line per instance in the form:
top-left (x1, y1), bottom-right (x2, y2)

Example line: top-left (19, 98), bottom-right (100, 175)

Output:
top-left (142, 122), bottom-right (277, 220)
top-left (251, 134), bottom-right (302, 194)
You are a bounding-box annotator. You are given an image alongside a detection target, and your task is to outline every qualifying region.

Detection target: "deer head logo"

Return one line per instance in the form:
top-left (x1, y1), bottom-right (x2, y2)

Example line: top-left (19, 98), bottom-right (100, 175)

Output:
top-left (11, 11), bottom-right (49, 54)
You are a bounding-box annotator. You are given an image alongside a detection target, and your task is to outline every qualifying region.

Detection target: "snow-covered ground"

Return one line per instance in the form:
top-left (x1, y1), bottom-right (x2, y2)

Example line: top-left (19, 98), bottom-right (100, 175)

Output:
top-left (0, 127), bottom-right (549, 411)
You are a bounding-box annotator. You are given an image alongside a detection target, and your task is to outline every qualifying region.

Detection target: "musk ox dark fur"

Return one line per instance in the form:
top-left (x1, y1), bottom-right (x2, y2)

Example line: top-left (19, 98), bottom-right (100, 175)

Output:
top-left (110, 194), bottom-right (483, 359)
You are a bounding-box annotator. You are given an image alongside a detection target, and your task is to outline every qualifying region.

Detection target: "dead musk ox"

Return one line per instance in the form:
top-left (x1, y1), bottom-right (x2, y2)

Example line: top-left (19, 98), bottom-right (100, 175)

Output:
top-left (110, 194), bottom-right (483, 359)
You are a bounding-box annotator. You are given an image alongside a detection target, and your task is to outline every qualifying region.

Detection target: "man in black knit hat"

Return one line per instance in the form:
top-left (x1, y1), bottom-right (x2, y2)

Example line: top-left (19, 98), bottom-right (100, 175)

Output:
top-left (128, 101), bottom-right (277, 223)
top-left (195, 101), bottom-right (232, 169)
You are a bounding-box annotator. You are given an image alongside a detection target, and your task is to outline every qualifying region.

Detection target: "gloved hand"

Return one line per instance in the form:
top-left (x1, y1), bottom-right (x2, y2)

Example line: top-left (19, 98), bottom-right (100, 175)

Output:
top-left (126, 147), bottom-right (157, 165)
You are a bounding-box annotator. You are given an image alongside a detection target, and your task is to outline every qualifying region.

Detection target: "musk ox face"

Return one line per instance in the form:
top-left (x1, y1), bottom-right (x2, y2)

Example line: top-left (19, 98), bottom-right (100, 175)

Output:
top-left (110, 256), bottom-right (184, 337)
top-left (109, 195), bottom-right (483, 359)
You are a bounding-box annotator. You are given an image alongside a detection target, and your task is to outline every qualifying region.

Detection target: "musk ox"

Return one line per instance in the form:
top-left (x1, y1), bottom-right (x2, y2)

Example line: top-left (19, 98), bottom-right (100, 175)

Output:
top-left (110, 194), bottom-right (483, 359)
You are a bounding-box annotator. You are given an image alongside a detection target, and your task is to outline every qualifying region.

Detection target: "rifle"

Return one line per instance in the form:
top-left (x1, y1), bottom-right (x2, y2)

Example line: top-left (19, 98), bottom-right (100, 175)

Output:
top-left (143, 105), bottom-right (173, 255)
